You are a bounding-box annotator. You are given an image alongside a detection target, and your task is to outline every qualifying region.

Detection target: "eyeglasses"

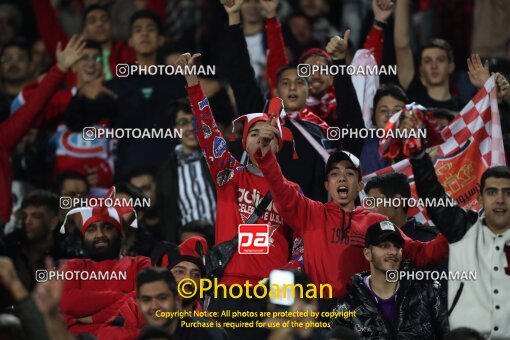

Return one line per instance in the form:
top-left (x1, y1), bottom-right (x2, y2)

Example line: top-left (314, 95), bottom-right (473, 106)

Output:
top-left (175, 118), bottom-right (194, 127)
top-left (78, 55), bottom-right (103, 63)
top-left (0, 55), bottom-right (29, 63)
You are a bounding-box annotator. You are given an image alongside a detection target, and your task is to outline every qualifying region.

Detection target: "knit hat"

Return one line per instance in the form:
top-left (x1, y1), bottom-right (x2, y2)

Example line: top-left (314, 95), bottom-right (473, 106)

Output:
top-left (151, 237), bottom-right (208, 276)
top-left (59, 186), bottom-right (138, 236)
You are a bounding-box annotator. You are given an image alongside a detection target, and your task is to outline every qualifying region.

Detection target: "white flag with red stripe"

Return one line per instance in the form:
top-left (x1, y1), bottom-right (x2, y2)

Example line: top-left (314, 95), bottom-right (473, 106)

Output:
top-left (363, 75), bottom-right (505, 225)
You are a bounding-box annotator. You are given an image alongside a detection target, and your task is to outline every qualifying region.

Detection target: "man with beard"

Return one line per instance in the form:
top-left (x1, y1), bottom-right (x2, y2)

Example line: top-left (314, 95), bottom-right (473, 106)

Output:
top-left (332, 221), bottom-right (449, 339)
top-left (58, 190), bottom-right (150, 336)
top-left (97, 236), bottom-right (209, 339)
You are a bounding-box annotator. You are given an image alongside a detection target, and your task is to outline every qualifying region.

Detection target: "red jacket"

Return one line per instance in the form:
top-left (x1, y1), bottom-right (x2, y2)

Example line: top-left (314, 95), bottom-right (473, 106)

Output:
top-left (255, 149), bottom-right (449, 298)
top-left (188, 83), bottom-right (298, 285)
top-left (31, 0), bottom-right (136, 85)
top-left (60, 256), bottom-right (150, 335)
top-left (0, 66), bottom-right (66, 224)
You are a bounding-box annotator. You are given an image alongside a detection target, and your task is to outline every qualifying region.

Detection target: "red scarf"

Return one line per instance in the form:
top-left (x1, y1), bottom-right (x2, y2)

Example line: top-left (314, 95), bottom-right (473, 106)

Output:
top-left (305, 87), bottom-right (337, 125)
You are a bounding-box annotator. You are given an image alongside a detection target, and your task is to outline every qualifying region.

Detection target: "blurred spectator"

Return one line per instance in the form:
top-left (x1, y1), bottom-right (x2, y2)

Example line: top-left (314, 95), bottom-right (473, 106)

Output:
top-left (283, 13), bottom-right (320, 61)
top-left (3, 190), bottom-right (62, 292)
top-left (332, 221), bottom-right (449, 338)
top-left (340, 0), bottom-right (372, 49)
top-left (471, 0), bottom-right (510, 59)
top-left (156, 100), bottom-right (216, 243)
top-left (410, 152), bottom-right (510, 338)
top-left (128, 167), bottom-right (161, 236)
top-left (0, 4), bottom-right (22, 45)
top-left (360, 83), bottom-right (407, 175)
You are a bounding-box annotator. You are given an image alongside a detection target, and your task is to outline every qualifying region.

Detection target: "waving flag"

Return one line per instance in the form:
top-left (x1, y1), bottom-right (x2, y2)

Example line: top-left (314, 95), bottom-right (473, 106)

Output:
top-left (364, 75), bottom-right (505, 225)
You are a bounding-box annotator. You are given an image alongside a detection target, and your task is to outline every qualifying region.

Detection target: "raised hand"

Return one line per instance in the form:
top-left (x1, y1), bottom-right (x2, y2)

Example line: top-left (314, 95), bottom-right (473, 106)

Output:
top-left (56, 35), bottom-right (86, 72)
top-left (175, 52), bottom-right (202, 86)
top-left (325, 30), bottom-right (351, 61)
top-left (0, 257), bottom-right (27, 301)
top-left (260, 0), bottom-right (279, 19)
top-left (467, 54), bottom-right (490, 89)
top-left (373, 0), bottom-right (394, 23)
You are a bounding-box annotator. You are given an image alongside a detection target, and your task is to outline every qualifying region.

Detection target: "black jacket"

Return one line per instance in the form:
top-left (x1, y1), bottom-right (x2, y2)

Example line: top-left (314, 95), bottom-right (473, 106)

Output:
top-left (64, 73), bottom-right (187, 180)
top-left (410, 153), bottom-right (479, 243)
top-left (332, 270), bottom-right (449, 339)
top-left (156, 149), bottom-right (216, 242)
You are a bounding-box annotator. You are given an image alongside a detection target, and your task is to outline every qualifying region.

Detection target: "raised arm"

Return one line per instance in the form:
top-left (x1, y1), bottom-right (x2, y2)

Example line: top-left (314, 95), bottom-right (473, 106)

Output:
top-left (220, 0), bottom-right (265, 114)
top-left (260, 0), bottom-right (288, 95)
top-left (394, 0), bottom-right (414, 90)
top-left (177, 52), bottom-right (241, 181)
top-left (410, 152), bottom-right (478, 243)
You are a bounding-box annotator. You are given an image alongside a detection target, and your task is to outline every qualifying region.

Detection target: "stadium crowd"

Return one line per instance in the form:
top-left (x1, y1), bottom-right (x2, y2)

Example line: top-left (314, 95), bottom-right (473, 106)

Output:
top-left (0, 0), bottom-right (509, 339)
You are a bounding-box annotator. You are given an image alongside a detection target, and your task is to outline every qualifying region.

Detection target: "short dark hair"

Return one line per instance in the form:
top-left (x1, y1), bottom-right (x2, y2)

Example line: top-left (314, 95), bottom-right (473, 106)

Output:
top-left (365, 173), bottom-right (411, 213)
top-left (130, 9), bottom-right (162, 35)
top-left (21, 190), bottom-right (59, 215)
top-left (443, 327), bottom-right (485, 340)
top-left (180, 220), bottom-right (215, 248)
top-left (83, 4), bottom-right (110, 22)
top-left (420, 38), bottom-right (454, 63)
top-left (137, 267), bottom-right (178, 295)
top-left (128, 167), bottom-right (157, 181)
top-left (480, 166), bottom-right (510, 193)
top-left (53, 171), bottom-right (90, 195)
top-left (0, 39), bottom-right (32, 62)
top-left (276, 64), bottom-right (307, 85)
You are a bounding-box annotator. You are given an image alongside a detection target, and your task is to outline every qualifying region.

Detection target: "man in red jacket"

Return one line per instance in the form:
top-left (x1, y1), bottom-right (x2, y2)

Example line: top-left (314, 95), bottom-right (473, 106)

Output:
top-left (253, 120), bottom-right (449, 301)
top-left (58, 188), bottom-right (150, 335)
top-left (0, 35), bottom-right (86, 226)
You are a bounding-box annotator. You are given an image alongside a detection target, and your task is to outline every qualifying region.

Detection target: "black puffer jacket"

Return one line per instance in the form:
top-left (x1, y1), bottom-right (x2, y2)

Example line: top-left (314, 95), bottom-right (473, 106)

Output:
top-left (331, 270), bottom-right (449, 339)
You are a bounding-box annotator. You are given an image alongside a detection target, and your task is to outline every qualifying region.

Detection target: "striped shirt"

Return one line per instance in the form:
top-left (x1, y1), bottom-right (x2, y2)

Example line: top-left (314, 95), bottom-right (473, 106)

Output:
top-left (175, 145), bottom-right (216, 227)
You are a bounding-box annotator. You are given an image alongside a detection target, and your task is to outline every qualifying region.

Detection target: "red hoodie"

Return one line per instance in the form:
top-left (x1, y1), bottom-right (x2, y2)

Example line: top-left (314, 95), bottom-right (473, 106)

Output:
top-left (60, 256), bottom-right (150, 335)
top-left (187, 83), bottom-right (298, 286)
top-left (255, 149), bottom-right (449, 298)
top-left (0, 66), bottom-right (66, 224)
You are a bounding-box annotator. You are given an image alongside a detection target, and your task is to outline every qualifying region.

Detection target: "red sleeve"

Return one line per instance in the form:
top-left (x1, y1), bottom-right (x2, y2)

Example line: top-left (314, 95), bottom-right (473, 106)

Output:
top-left (31, 0), bottom-right (68, 63)
top-left (265, 17), bottom-right (289, 96)
top-left (254, 148), bottom-right (324, 234)
top-left (146, 0), bottom-right (166, 23)
top-left (60, 260), bottom-right (125, 318)
top-left (0, 66), bottom-right (65, 151)
top-left (402, 232), bottom-right (449, 267)
top-left (186, 83), bottom-right (240, 181)
top-left (363, 26), bottom-right (384, 66)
